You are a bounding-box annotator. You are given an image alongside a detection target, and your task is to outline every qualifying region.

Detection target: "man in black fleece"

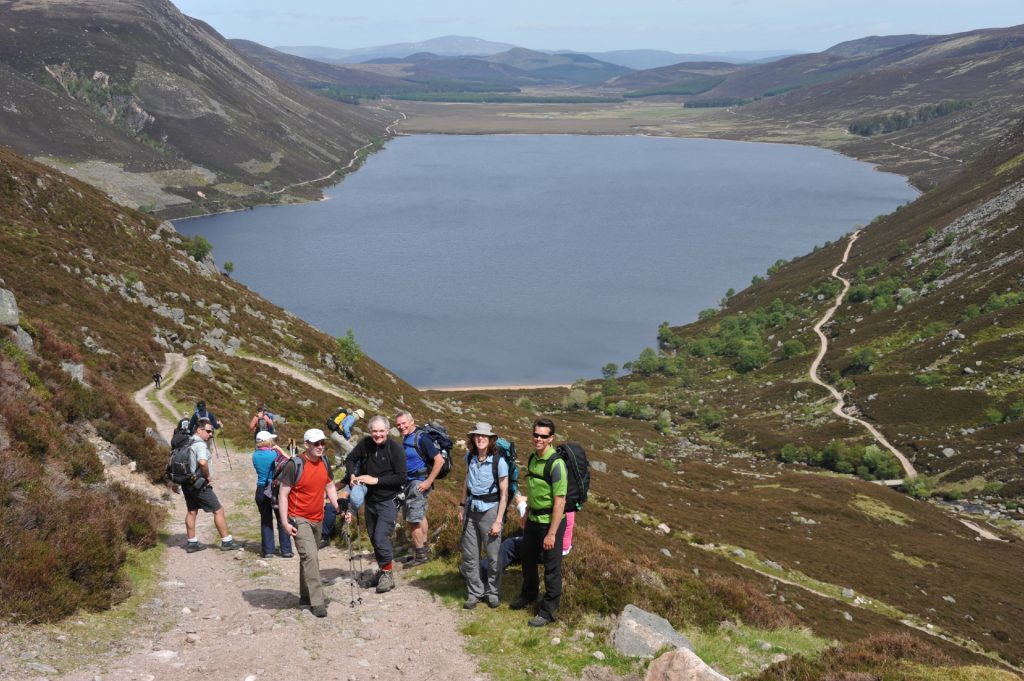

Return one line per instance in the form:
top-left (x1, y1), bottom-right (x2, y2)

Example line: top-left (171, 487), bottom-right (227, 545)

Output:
top-left (344, 414), bottom-right (407, 593)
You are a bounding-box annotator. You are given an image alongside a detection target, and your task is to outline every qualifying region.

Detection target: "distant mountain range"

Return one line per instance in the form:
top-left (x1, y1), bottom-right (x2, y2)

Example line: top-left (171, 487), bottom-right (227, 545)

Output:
top-left (276, 36), bottom-right (801, 69)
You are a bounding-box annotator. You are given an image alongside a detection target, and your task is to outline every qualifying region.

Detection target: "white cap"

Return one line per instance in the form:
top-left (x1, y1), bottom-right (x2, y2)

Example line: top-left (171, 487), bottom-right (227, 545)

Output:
top-left (303, 428), bottom-right (327, 443)
top-left (255, 430), bottom-right (276, 441)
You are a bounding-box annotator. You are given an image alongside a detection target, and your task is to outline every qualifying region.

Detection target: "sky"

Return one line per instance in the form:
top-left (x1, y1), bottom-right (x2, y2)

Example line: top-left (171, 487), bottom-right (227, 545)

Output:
top-left (169, 1), bottom-right (1021, 55)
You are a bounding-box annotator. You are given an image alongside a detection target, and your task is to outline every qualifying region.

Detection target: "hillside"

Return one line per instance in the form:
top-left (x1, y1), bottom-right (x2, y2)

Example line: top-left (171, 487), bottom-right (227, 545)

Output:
top-left (0, 0), bottom-right (391, 216)
top-left (4, 135), bottom-right (1022, 677)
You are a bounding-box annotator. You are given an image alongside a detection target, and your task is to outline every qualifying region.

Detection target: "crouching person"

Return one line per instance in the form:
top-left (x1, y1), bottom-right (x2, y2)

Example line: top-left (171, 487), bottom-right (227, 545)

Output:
top-left (279, 428), bottom-right (340, 618)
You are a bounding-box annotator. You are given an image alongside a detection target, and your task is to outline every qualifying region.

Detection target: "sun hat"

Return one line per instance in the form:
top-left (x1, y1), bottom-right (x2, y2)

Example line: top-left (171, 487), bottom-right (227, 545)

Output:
top-left (355, 409), bottom-right (365, 418)
top-left (303, 428), bottom-right (327, 443)
top-left (467, 422), bottom-right (497, 438)
top-left (255, 430), bottom-right (276, 441)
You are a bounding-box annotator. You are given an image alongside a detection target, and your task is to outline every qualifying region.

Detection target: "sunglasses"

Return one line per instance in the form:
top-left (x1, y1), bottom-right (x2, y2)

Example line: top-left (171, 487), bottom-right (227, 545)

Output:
top-left (309, 441), bottom-right (326, 447)
top-left (532, 432), bottom-right (552, 439)
top-left (202, 429), bottom-right (214, 434)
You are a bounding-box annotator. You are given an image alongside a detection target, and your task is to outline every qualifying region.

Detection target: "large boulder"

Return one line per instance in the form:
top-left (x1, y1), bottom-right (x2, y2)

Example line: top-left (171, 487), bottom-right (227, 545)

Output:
top-left (0, 288), bottom-right (19, 327)
top-left (645, 648), bottom-right (730, 681)
top-left (613, 604), bottom-right (693, 658)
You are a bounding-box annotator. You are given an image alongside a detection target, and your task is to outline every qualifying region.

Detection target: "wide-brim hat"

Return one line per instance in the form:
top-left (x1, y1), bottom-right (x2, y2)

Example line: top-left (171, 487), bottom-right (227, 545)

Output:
top-left (303, 428), bottom-right (327, 443)
top-left (355, 409), bottom-right (365, 418)
top-left (255, 430), bottom-right (276, 441)
top-left (467, 422), bottom-right (497, 438)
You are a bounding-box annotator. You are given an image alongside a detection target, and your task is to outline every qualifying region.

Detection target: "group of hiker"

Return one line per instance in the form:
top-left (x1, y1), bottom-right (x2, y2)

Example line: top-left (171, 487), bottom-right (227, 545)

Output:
top-left (169, 400), bottom-right (588, 627)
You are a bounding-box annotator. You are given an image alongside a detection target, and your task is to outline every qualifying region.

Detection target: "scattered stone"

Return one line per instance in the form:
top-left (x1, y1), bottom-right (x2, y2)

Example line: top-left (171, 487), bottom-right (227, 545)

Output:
top-left (771, 653), bottom-right (789, 664)
top-left (593, 650), bottom-right (606, 661)
top-left (551, 637), bottom-right (561, 645)
top-left (61, 361), bottom-right (86, 384)
top-left (622, 471), bottom-right (639, 479)
top-left (763, 560), bottom-right (782, 571)
top-left (25, 662), bottom-right (58, 674)
top-left (150, 649), bottom-right (178, 661)
top-left (942, 447), bottom-right (956, 458)
top-left (943, 595), bottom-right (956, 603)
top-left (0, 288), bottom-right (19, 327)
top-left (613, 604), bottom-right (693, 658)
top-left (645, 647), bottom-right (729, 681)
top-left (185, 633), bottom-right (199, 644)
top-left (946, 329), bottom-right (966, 340)
top-left (842, 611), bottom-right (854, 621)
top-left (591, 460), bottom-right (608, 473)
top-left (15, 326), bottom-right (33, 352)
top-left (191, 354), bottom-right (213, 378)
top-left (732, 549), bottom-right (746, 558)
top-left (657, 523), bottom-right (671, 534)
top-left (182, 607), bottom-right (192, 614)
top-left (841, 588), bottom-right (855, 599)
top-left (660, 548), bottom-right (672, 558)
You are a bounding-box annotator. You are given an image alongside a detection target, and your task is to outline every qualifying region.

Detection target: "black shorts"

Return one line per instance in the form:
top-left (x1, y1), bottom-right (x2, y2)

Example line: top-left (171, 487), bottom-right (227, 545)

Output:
top-left (183, 484), bottom-right (222, 513)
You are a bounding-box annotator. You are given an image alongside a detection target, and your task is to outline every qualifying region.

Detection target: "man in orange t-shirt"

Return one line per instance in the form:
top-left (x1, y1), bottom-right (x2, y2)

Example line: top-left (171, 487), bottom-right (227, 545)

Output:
top-left (279, 428), bottom-right (340, 618)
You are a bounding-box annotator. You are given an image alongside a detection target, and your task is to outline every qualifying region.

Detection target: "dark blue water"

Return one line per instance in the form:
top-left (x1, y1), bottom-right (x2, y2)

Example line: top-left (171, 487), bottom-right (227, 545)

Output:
top-left (176, 135), bottom-right (917, 387)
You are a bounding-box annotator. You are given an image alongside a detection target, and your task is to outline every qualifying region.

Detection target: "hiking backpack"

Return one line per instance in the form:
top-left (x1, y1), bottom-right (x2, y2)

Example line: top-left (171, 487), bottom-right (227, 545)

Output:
top-left (528, 442), bottom-right (591, 512)
top-left (170, 417), bottom-right (192, 450)
top-left (413, 421), bottom-right (453, 480)
top-left (166, 438), bottom-right (195, 486)
top-left (255, 413), bottom-right (275, 435)
top-left (325, 407), bottom-right (351, 433)
top-left (465, 437), bottom-right (519, 506)
top-left (262, 454), bottom-right (304, 508)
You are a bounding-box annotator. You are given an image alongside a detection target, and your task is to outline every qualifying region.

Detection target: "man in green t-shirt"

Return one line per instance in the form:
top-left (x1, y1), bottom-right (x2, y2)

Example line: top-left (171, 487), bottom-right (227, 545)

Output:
top-left (510, 418), bottom-right (567, 627)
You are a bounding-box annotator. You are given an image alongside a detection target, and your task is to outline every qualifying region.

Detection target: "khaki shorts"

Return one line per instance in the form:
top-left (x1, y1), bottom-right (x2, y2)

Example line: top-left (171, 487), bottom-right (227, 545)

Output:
top-left (402, 480), bottom-right (430, 524)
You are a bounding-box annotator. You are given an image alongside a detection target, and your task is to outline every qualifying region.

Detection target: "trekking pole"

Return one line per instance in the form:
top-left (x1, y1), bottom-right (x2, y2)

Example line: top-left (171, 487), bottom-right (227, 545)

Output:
top-left (344, 519), bottom-right (361, 607)
top-left (212, 435), bottom-right (233, 471)
top-left (353, 512), bottom-right (366, 589)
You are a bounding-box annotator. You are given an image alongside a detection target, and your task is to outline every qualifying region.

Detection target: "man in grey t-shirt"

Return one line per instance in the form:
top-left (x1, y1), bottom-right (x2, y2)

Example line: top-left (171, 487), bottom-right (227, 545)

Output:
top-left (182, 418), bottom-right (242, 553)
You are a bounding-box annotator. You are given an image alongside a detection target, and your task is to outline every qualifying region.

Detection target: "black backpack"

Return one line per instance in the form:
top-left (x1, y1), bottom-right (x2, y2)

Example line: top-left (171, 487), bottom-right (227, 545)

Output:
top-left (166, 438), bottom-right (195, 485)
top-left (528, 442), bottom-right (591, 513)
top-left (170, 417), bottom-right (192, 450)
top-left (413, 421), bottom-right (453, 480)
top-left (325, 407), bottom-right (351, 433)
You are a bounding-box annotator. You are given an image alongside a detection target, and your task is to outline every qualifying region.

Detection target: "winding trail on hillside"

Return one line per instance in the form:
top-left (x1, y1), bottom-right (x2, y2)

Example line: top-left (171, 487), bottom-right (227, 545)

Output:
top-left (237, 354), bottom-right (362, 406)
top-left (41, 352), bottom-right (488, 681)
top-left (809, 231), bottom-right (918, 479)
top-left (271, 112), bottom-right (407, 196)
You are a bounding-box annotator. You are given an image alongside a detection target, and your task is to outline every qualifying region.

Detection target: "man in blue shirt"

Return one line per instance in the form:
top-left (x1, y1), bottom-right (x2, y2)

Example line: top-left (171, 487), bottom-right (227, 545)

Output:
top-left (459, 422), bottom-right (509, 609)
top-left (396, 411), bottom-right (444, 567)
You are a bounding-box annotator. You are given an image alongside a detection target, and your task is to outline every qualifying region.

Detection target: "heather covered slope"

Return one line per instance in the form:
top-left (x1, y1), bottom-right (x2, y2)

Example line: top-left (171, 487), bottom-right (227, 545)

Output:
top-left (0, 0), bottom-right (390, 215)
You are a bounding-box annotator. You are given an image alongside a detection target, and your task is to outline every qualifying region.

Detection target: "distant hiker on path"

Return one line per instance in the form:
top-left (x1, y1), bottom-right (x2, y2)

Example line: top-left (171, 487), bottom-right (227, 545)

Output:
top-left (327, 407), bottom-right (365, 456)
top-left (278, 428), bottom-right (340, 618)
top-left (344, 415), bottom-right (406, 593)
top-left (459, 422), bottom-right (509, 609)
top-left (183, 418), bottom-right (242, 553)
top-left (152, 371), bottom-right (162, 389)
top-left (396, 411), bottom-right (445, 567)
top-left (188, 400), bottom-right (222, 434)
top-left (248, 405), bottom-right (276, 442)
top-left (512, 418), bottom-right (567, 627)
top-left (251, 431), bottom-right (293, 559)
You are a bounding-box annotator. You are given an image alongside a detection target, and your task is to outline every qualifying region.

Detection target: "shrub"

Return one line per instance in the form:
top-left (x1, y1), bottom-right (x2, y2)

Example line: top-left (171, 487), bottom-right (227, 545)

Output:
top-left (335, 329), bottom-right (362, 368)
top-left (848, 347), bottom-right (879, 374)
top-left (626, 380), bottom-right (649, 395)
top-left (705, 575), bottom-right (800, 629)
top-left (781, 339), bottom-right (805, 359)
top-left (561, 388), bottom-right (589, 410)
top-left (915, 372), bottom-right (943, 387)
top-left (601, 363), bottom-right (618, 379)
top-left (984, 407), bottom-right (1005, 425)
top-left (960, 303), bottom-right (982, 322)
top-left (701, 407), bottom-right (724, 430)
top-left (181, 234), bottom-right (212, 261)
top-left (903, 476), bottom-right (932, 499)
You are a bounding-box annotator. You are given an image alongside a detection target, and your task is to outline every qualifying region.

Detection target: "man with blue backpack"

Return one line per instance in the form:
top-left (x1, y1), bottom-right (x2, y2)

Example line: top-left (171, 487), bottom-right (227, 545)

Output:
top-left (395, 411), bottom-right (451, 567)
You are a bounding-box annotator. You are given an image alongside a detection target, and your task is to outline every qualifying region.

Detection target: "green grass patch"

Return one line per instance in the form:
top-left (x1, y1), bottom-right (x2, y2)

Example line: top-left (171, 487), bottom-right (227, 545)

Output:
top-left (410, 558), bottom-right (642, 681)
top-left (891, 662), bottom-right (1019, 681)
top-left (891, 551), bottom-right (938, 569)
top-left (688, 624), bottom-right (831, 678)
top-left (850, 495), bottom-right (913, 525)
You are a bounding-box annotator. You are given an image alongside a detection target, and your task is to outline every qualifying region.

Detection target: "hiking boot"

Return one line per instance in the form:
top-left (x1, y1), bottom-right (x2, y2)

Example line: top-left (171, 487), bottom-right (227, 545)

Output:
top-left (463, 598), bottom-right (479, 610)
top-left (318, 537), bottom-right (330, 550)
top-left (220, 539), bottom-right (242, 551)
top-left (375, 570), bottom-right (395, 593)
top-left (310, 605), bottom-right (328, 618)
top-left (280, 552), bottom-right (293, 558)
top-left (509, 597), bottom-right (534, 611)
top-left (487, 596), bottom-right (500, 609)
top-left (528, 615), bottom-right (553, 627)
top-left (405, 547), bottom-right (430, 567)
top-left (260, 552), bottom-right (274, 559)
top-left (186, 542), bottom-right (207, 553)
